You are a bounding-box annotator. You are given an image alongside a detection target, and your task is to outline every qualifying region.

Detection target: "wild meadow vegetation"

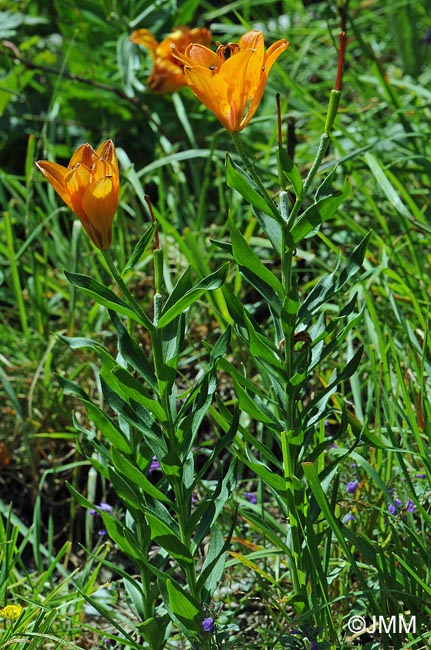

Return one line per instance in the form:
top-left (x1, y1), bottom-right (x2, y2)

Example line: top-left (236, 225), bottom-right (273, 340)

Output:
top-left (1, 0), bottom-right (431, 648)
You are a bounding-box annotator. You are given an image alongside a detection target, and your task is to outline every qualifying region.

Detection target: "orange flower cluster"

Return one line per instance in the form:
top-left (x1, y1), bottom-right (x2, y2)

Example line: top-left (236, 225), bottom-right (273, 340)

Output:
top-left (172, 30), bottom-right (289, 132)
top-left (36, 140), bottom-right (119, 250)
top-left (129, 26), bottom-right (211, 93)
top-left (131, 25), bottom-right (288, 132)
top-left (36, 28), bottom-right (288, 249)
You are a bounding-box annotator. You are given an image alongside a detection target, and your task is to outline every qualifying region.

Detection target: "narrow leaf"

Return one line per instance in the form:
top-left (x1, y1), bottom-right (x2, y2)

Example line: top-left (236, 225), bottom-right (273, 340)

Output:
top-left (226, 155), bottom-right (282, 222)
top-left (81, 399), bottom-right (131, 454)
top-left (289, 178), bottom-right (350, 246)
top-left (64, 271), bottom-right (140, 322)
top-left (166, 579), bottom-right (200, 631)
top-left (278, 145), bottom-right (303, 197)
top-left (157, 263), bottom-right (228, 328)
top-left (123, 223), bottom-right (156, 273)
top-left (111, 366), bottom-right (166, 421)
top-left (145, 512), bottom-right (193, 564)
top-left (110, 311), bottom-right (158, 391)
top-left (111, 447), bottom-right (173, 504)
top-left (229, 215), bottom-right (284, 299)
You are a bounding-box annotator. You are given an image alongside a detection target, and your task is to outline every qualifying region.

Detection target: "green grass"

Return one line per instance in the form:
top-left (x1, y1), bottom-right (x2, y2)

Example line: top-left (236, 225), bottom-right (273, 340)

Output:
top-left (1, 0), bottom-right (431, 649)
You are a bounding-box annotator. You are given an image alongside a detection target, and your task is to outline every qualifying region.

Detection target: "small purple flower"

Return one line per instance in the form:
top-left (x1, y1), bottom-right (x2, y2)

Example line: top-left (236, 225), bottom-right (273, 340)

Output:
top-left (343, 512), bottom-right (356, 523)
top-left (244, 491), bottom-right (257, 504)
top-left (202, 617), bottom-right (215, 633)
top-left (148, 456), bottom-right (161, 475)
top-left (405, 499), bottom-right (416, 513)
top-left (90, 502), bottom-right (113, 517)
top-left (388, 498), bottom-right (402, 515)
top-left (346, 480), bottom-right (359, 495)
top-left (414, 473), bottom-right (426, 479)
top-left (310, 643), bottom-right (318, 650)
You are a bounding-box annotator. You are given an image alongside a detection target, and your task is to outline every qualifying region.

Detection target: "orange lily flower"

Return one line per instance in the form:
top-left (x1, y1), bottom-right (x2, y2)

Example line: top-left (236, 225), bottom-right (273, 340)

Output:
top-left (36, 140), bottom-right (119, 250)
top-left (171, 30), bottom-right (289, 132)
top-left (129, 26), bottom-right (211, 93)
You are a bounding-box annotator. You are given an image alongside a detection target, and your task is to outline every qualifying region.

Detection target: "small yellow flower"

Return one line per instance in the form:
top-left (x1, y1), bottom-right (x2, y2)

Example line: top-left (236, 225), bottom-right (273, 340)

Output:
top-left (129, 26), bottom-right (211, 93)
top-left (35, 140), bottom-right (119, 250)
top-left (171, 30), bottom-right (289, 132)
top-left (0, 604), bottom-right (23, 620)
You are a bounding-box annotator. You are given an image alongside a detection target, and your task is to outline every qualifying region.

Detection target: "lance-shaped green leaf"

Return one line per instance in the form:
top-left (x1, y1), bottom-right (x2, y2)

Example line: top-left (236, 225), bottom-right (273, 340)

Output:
top-left (122, 223), bottom-right (156, 274)
top-left (59, 335), bottom-right (116, 370)
top-left (289, 177), bottom-right (350, 246)
top-left (314, 164), bottom-right (339, 201)
top-left (226, 155), bottom-right (282, 223)
top-left (64, 271), bottom-right (143, 323)
top-left (56, 373), bottom-right (89, 401)
top-left (242, 310), bottom-right (285, 374)
top-left (81, 398), bottom-right (131, 454)
top-left (157, 263), bottom-right (229, 328)
top-left (111, 447), bottom-right (173, 505)
top-left (198, 525), bottom-right (227, 598)
top-left (229, 214), bottom-right (284, 309)
top-left (138, 616), bottom-right (171, 650)
top-left (145, 511), bottom-right (193, 565)
top-left (278, 145), bottom-right (303, 198)
top-left (108, 465), bottom-right (142, 511)
top-left (364, 151), bottom-right (412, 221)
top-left (302, 462), bottom-right (364, 569)
top-left (243, 446), bottom-right (287, 492)
top-left (233, 378), bottom-right (282, 428)
top-left (165, 579), bottom-right (200, 632)
top-left (254, 209), bottom-right (283, 256)
top-left (299, 232), bottom-right (370, 323)
top-left (102, 516), bottom-right (144, 563)
top-left (301, 346), bottom-right (364, 426)
top-left (110, 310), bottom-right (158, 391)
top-left (100, 379), bottom-right (167, 457)
top-left (110, 366), bottom-right (166, 422)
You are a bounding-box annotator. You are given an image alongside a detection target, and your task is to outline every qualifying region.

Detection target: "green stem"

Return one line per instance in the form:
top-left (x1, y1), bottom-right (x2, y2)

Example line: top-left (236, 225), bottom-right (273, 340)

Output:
top-left (100, 248), bottom-right (155, 332)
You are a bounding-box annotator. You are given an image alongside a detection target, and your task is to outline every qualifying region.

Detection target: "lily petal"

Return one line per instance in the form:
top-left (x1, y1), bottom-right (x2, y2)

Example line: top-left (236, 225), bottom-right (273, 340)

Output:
top-left (35, 160), bottom-right (71, 209)
top-left (68, 143), bottom-right (97, 170)
top-left (64, 164), bottom-right (92, 222)
top-left (238, 30), bottom-right (263, 50)
top-left (129, 29), bottom-right (159, 58)
top-left (180, 42), bottom-right (220, 68)
top-left (184, 66), bottom-right (233, 130)
top-left (149, 60), bottom-right (187, 93)
top-left (96, 140), bottom-right (119, 183)
top-left (82, 176), bottom-right (117, 249)
top-left (263, 39), bottom-right (289, 77)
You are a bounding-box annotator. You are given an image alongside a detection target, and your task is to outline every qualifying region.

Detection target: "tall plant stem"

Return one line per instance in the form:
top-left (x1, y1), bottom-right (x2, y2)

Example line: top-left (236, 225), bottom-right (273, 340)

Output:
top-left (230, 132), bottom-right (308, 607)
